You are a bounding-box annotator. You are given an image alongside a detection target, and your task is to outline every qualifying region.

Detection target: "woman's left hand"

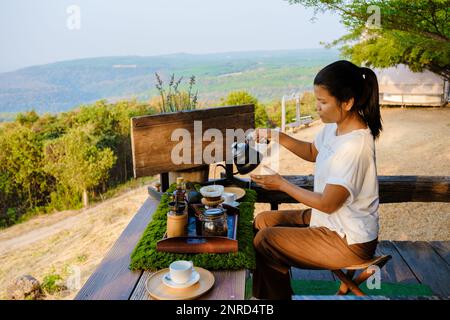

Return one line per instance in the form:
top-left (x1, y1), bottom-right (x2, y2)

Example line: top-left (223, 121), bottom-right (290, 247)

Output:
top-left (250, 172), bottom-right (286, 191)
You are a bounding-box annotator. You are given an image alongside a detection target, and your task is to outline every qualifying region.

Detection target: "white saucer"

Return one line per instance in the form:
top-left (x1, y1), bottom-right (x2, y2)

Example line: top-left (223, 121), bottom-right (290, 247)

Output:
top-left (162, 271), bottom-right (200, 289)
top-left (223, 201), bottom-right (240, 207)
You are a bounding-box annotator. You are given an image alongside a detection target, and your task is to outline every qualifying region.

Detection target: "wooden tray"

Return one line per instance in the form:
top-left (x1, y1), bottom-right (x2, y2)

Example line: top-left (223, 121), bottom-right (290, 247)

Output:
top-left (156, 203), bottom-right (239, 254)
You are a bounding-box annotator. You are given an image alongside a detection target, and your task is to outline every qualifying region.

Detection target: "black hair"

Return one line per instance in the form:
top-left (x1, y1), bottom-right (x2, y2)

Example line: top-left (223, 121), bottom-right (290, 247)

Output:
top-left (314, 60), bottom-right (382, 139)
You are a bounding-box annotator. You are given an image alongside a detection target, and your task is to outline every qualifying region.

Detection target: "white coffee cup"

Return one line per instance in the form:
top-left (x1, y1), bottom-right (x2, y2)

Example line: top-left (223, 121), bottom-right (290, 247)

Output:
top-left (169, 260), bottom-right (193, 284)
top-left (222, 192), bottom-right (236, 204)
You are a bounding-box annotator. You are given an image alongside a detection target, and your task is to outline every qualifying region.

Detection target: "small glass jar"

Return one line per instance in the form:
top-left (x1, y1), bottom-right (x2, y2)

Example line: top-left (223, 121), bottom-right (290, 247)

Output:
top-left (200, 208), bottom-right (228, 237)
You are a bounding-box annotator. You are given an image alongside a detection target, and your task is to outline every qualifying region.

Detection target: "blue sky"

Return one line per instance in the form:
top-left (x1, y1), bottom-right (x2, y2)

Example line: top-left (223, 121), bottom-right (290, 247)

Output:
top-left (0, 0), bottom-right (347, 72)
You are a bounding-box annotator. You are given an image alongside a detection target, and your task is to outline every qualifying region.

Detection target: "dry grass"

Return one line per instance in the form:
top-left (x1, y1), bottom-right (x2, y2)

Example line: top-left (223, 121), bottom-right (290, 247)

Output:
top-left (0, 107), bottom-right (449, 300)
top-left (0, 186), bottom-right (150, 300)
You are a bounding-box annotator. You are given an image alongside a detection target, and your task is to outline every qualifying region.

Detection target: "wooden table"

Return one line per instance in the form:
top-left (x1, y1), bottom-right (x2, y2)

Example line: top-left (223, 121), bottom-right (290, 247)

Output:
top-left (75, 190), bottom-right (247, 300)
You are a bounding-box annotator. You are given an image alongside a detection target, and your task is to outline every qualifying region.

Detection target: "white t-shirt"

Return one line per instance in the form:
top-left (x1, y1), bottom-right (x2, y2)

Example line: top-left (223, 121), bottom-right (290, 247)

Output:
top-left (310, 123), bottom-right (379, 245)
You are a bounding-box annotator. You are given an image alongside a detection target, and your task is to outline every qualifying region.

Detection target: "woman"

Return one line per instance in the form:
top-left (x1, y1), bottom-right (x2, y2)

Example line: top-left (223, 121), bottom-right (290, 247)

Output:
top-left (250, 60), bottom-right (382, 300)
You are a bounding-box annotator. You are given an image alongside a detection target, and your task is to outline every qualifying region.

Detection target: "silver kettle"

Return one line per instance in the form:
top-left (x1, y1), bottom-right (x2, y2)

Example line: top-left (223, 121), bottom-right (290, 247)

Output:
top-left (231, 136), bottom-right (265, 175)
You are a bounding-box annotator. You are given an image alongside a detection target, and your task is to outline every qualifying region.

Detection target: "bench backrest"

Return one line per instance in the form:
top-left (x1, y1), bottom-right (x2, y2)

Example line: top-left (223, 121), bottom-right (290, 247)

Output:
top-left (131, 104), bottom-right (255, 178)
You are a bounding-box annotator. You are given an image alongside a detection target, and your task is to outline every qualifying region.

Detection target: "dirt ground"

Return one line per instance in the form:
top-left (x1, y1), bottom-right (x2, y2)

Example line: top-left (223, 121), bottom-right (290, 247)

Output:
top-left (0, 187), bottom-right (150, 300)
top-left (246, 107), bottom-right (450, 243)
top-left (0, 107), bottom-right (449, 300)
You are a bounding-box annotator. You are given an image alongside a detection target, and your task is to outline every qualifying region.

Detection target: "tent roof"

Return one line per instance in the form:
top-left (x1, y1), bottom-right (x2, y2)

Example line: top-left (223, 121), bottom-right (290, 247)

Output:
top-left (374, 65), bottom-right (444, 94)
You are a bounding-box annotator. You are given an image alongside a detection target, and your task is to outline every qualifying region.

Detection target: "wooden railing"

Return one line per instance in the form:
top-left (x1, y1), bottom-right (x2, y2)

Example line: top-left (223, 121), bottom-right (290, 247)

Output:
top-left (207, 175), bottom-right (450, 209)
top-left (256, 175), bottom-right (450, 204)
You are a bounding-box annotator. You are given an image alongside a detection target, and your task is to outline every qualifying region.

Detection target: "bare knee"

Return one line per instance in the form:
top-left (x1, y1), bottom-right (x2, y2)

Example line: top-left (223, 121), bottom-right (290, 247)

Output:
top-left (253, 211), bottom-right (275, 231)
top-left (253, 227), bottom-right (270, 252)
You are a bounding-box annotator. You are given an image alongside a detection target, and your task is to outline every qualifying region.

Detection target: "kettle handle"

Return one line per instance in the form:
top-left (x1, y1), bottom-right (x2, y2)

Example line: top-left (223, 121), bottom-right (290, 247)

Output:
top-left (215, 163), bottom-right (239, 176)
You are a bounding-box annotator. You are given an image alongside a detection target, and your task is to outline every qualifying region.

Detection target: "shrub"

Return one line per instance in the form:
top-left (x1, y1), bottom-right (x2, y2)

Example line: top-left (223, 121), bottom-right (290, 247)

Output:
top-left (41, 273), bottom-right (65, 295)
top-left (220, 91), bottom-right (269, 128)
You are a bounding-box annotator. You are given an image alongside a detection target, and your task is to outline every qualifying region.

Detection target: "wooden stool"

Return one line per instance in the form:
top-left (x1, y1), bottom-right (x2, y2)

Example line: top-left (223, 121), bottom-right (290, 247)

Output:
top-left (332, 255), bottom-right (392, 296)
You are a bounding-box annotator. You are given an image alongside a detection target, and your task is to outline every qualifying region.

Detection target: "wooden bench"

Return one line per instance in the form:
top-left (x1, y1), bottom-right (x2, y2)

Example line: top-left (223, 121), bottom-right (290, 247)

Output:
top-left (75, 175), bottom-right (450, 300)
top-left (287, 115), bottom-right (313, 127)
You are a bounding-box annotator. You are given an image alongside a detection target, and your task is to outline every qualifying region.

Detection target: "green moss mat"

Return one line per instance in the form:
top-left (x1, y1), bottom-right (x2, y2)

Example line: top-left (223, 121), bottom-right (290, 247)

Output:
top-left (245, 278), bottom-right (434, 299)
top-left (130, 184), bottom-right (257, 271)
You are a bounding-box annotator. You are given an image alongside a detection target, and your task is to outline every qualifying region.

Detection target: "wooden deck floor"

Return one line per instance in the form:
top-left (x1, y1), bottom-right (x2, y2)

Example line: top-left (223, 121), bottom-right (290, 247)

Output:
top-left (130, 241), bottom-right (450, 300)
top-left (292, 240), bottom-right (450, 298)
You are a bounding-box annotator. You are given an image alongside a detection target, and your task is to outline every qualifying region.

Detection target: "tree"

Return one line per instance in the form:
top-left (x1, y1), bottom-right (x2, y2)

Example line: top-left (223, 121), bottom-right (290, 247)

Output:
top-left (221, 91), bottom-right (269, 128)
top-left (16, 110), bottom-right (40, 126)
top-left (288, 0), bottom-right (450, 80)
top-left (0, 124), bottom-right (50, 225)
top-left (44, 126), bottom-right (116, 207)
top-left (109, 99), bottom-right (155, 183)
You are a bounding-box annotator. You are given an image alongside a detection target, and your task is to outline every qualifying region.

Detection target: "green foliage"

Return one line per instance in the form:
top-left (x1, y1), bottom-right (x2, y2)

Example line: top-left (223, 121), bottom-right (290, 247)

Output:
top-left (154, 73), bottom-right (198, 113)
top-left (43, 126), bottom-right (117, 206)
top-left (0, 98), bottom-right (155, 227)
top-left (221, 91), bottom-right (269, 128)
top-left (41, 273), bottom-right (65, 295)
top-left (77, 254), bottom-right (88, 263)
top-left (130, 184), bottom-right (257, 271)
top-left (16, 110), bottom-right (40, 126)
top-left (0, 124), bottom-right (51, 226)
top-left (300, 91), bottom-right (318, 118)
top-left (264, 91), bottom-right (317, 128)
top-left (48, 184), bottom-right (82, 212)
top-left (288, 0), bottom-right (450, 79)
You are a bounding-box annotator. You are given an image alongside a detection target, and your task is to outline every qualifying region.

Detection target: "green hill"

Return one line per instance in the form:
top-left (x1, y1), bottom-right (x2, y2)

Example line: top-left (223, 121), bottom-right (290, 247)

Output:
top-left (0, 49), bottom-right (339, 114)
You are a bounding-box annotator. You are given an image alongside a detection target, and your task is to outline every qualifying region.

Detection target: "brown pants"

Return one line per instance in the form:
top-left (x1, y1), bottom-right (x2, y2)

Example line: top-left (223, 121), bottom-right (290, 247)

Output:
top-left (252, 209), bottom-right (378, 300)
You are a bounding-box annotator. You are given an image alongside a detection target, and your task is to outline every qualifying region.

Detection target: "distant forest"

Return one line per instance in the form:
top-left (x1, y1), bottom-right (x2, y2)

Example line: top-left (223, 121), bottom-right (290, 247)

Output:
top-left (0, 88), bottom-right (317, 228)
top-left (1, 50), bottom-right (326, 227)
top-left (0, 49), bottom-right (338, 116)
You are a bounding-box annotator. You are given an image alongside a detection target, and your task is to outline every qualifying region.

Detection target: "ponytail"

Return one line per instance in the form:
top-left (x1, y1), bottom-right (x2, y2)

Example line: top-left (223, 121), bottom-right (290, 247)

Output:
top-left (358, 67), bottom-right (382, 139)
top-left (314, 60), bottom-right (383, 139)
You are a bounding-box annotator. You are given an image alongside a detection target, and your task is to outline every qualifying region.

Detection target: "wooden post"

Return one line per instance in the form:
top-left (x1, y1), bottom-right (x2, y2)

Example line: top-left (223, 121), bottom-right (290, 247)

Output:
top-left (281, 96), bottom-right (286, 133)
top-left (82, 189), bottom-right (89, 207)
top-left (160, 173), bottom-right (169, 192)
top-left (225, 163), bottom-right (234, 182)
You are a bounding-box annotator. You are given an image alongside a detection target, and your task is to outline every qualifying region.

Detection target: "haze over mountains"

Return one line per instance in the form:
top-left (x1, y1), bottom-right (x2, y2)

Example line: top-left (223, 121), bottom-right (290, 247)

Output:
top-left (0, 49), bottom-right (339, 115)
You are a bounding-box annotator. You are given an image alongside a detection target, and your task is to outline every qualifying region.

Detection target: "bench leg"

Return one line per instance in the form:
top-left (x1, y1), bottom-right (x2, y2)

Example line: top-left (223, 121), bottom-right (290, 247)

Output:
top-left (336, 270), bottom-right (355, 295)
top-left (352, 259), bottom-right (390, 287)
top-left (333, 270), bottom-right (365, 296)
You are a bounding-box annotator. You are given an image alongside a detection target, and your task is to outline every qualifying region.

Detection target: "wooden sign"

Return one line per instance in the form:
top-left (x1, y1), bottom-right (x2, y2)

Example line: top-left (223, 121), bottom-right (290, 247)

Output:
top-left (131, 104), bottom-right (255, 178)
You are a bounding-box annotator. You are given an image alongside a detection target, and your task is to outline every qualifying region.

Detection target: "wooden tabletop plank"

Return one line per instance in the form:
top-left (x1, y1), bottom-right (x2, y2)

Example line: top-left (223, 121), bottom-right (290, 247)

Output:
top-left (130, 269), bottom-right (246, 300)
top-left (429, 241), bottom-right (450, 266)
top-left (129, 271), bottom-right (151, 300)
top-left (199, 270), bottom-right (246, 300)
top-left (75, 196), bottom-right (159, 300)
top-left (393, 241), bottom-right (450, 297)
top-left (375, 241), bottom-right (420, 284)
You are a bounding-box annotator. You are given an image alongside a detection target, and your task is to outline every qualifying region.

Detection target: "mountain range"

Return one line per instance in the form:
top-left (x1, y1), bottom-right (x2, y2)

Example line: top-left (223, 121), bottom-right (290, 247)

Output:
top-left (0, 49), bottom-right (339, 115)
